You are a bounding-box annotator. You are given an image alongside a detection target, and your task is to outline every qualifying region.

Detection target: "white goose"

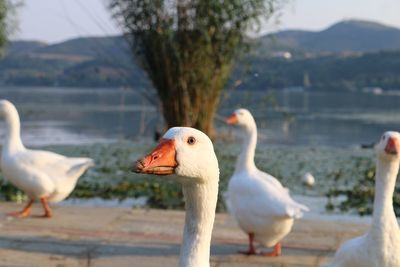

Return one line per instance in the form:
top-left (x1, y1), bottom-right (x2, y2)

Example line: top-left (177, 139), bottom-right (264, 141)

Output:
top-left (133, 127), bottom-right (219, 267)
top-left (0, 100), bottom-right (94, 218)
top-left (226, 108), bottom-right (309, 256)
top-left (326, 131), bottom-right (400, 267)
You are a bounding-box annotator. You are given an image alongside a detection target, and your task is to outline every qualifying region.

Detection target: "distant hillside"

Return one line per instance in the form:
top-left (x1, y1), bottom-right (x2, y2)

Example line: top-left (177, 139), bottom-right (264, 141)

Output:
top-left (2, 19), bottom-right (400, 90)
top-left (35, 36), bottom-right (130, 58)
top-left (262, 20), bottom-right (400, 53)
top-left (238, 50), bottom-right (400, 91)
top-left (0, 36), bottom-right (148, 87)
top-left (5, 40), bottom-right (47, 55)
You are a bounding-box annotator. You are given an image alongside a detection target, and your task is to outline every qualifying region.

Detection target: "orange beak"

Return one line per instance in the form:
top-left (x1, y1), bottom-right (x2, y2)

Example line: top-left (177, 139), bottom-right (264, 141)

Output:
top-left (385, 137), bottom-right (400, 155)
top-left (226, 114), bottom-right (238, 125)
top-left (132, 139), bottom-right (178, 175)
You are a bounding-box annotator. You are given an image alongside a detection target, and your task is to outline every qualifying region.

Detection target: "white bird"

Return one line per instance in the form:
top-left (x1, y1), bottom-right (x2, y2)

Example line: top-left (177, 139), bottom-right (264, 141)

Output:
top-left (133, 127), bottom-right (219, 267)
top-left (326, 131), bottom-right (400, 267)
top-left (0, 100), bottom-right (94, 218)
top-left (302, 172), bottom-right (315, 189)
top-left (226, 108), bottom-right (309, 256)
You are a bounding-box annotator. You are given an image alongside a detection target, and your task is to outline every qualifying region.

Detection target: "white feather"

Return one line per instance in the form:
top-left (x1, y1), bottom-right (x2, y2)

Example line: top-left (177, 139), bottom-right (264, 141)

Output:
top-left (226, 108), bottom-right (309, 247)
top-left (0, 99), bottom-right (94, 202)
top-left (326, 131), bottom-right (400, 267)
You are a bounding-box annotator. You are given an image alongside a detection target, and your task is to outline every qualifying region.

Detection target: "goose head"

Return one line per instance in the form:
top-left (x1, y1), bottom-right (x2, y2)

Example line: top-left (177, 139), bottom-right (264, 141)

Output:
top-left (0, 100), bottom-right (18, 123)
top-left (0, 99), bottom-right (16, 114)
top-left (375, 131), bottom-right (400, 161)
top-left (226, 108), bottom-right (256, 130)
top-left (133, 127), bottom-right (219, 183)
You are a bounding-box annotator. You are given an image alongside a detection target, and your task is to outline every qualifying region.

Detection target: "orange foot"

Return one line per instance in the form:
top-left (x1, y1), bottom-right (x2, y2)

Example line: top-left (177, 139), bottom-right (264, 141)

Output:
top-left (41, 197), bottom-right (52, 218)
top-left (7, 200), bottom-right (34, 218)
top-left (32, 212), bottom-right (52, 219)
top-left (32, 197), bottom-right (52, 218)
top-left (260, 243), bottom-right (281, 257)
top-left (7, 210), bottom-right (31, 218)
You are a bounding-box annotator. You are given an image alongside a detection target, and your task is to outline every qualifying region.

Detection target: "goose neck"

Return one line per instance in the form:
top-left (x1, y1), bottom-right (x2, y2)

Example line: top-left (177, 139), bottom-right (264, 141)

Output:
top-left (180, 179), bottom-right (218, 267)
top-left (370, 158), bottom-right (399, 233)
top-left (2, 109), bottom-right (24, 153)
top-left (235, 123), bottom-right (257, 172)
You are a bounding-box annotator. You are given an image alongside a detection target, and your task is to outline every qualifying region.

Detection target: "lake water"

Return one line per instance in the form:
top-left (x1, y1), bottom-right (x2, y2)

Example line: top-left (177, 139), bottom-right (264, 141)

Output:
top-left (1, 86), bottom-right (400, 147)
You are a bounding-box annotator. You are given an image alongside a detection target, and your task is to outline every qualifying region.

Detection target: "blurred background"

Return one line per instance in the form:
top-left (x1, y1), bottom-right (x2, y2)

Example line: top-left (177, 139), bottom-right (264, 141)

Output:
top-left (0, 0), bottom-right (399, 215)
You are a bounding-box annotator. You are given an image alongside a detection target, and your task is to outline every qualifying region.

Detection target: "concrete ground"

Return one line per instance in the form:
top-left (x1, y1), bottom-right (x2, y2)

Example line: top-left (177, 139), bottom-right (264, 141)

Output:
top-left (0, 203), bottom-right (369, 267)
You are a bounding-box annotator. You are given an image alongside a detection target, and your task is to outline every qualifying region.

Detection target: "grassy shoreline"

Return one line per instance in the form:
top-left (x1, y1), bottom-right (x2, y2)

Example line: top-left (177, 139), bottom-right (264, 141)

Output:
top-left (0, 141), bottom-right (382, 213)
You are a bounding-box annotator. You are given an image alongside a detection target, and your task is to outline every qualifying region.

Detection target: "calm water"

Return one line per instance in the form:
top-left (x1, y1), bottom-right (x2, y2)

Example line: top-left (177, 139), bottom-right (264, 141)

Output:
top-left (1, 86), bottom-right (400, 147)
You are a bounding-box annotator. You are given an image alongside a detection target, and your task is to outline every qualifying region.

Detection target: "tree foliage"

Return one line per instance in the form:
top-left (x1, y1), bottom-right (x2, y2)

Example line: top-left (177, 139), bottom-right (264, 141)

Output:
top-left (0, 0), bottom-right (8, 49)
top-left (0, 0), bottom-right (22, 54)
top-left (109, 0), bottom-right (281, 137)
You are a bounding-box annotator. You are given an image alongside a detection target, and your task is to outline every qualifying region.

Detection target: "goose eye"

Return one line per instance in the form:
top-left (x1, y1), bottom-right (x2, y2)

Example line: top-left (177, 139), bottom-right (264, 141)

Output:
top-left (382, 135), bottom-right (386, 141)
top-left (187, 136), bottom-right (196, 145)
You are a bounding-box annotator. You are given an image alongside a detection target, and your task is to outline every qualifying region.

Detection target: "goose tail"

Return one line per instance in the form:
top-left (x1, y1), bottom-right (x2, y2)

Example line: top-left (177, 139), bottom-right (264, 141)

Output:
top-left (67, 158), bottom-right (95, 177)
top-left (287, 202), bottom-right (310, 219)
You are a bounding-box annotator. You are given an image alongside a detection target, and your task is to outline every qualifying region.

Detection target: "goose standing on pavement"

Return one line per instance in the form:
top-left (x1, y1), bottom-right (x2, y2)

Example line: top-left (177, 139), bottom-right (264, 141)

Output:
top-left (133, 127), bottom-right (219, 267)
top-left (326, 131), bottom-right (400, 267)
top-left (0, 100), bottom-right (94, 218)
top-left (226, 108), bottom-right (309, 256)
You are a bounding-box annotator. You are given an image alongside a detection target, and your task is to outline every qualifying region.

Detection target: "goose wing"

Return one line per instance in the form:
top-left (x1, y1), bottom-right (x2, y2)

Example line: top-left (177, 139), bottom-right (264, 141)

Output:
top-left (229, 172), bottom-right (309, 219)
top-left (20, 149), bottom-right (93, 179)
top-left (256, 169), bottom-right (290, 195)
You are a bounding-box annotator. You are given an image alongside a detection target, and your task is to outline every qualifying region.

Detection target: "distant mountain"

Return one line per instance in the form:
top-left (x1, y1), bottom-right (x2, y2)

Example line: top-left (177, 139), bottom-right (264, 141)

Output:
top-left (262, 20), bottom-right (400, 53)
top-left (5, 40), bottom-right (47, 55)
top-left (238, 50), bottom-right (400, 91)
top-left (2, 19), bottom-right (400, 90)
top-left (6, 36), bottom-right (131, 63)
top-left (0, 36), bottom-right (148, 87)
top-left (35, 36), bottom-right (130, 58)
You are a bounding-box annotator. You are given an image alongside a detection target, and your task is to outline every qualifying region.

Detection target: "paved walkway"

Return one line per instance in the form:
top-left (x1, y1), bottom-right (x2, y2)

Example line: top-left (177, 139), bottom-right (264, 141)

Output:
top-left (0, 203), bottom-right (369, 267)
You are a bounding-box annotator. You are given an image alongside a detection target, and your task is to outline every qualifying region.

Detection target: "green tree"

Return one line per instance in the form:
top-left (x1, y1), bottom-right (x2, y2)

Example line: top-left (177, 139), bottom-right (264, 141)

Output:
top-left (0, 0), bottom-right (8, 49)
top-left (0, 0), bottom-right (22, 54)
top-left (109, 0), bottom-right (282, 137)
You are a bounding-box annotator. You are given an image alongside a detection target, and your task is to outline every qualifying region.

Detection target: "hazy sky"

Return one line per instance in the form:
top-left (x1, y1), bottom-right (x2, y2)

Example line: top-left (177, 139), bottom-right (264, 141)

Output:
top-left (12, 0), bottom-right (400, 44)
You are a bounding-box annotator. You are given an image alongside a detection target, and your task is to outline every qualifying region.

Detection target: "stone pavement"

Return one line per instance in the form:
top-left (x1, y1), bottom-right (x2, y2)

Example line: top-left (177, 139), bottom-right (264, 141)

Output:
top-left (0, 203), bottom-right (369, 267)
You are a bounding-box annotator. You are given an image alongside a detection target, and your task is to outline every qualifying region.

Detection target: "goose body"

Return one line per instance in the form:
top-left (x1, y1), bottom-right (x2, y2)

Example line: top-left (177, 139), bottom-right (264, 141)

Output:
top-left (226, 108), bottom-right (309, 256)
top-left (327, 131), bottom-right (400, 267)
top-left (229, 168), bottom-right (306, 247)
top-left (133, 127), bottom-right (219, 267)
top-left (0, 100), bottom-right (94, 217)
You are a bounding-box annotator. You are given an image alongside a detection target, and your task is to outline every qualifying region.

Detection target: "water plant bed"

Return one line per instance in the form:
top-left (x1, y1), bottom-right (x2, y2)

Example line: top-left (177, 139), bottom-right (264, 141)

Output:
top-left (2, 141), bottom-right (397, 215)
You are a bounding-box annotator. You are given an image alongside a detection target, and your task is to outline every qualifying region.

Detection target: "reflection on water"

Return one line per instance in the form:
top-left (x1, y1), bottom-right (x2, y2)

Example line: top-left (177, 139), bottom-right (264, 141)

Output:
top-left (1, 86), bottom-right (400, 147)
top-left (220, 89), bottom-right (400, 147)
top-left (0, 87), bottom-right (158, 146)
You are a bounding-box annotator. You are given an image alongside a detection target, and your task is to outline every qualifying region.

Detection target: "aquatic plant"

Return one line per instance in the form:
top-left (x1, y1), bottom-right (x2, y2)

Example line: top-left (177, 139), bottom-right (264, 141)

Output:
top-left (1, 141), bottom-right (394, 215)
top-left (326, 159), bottom-right (400, 216)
